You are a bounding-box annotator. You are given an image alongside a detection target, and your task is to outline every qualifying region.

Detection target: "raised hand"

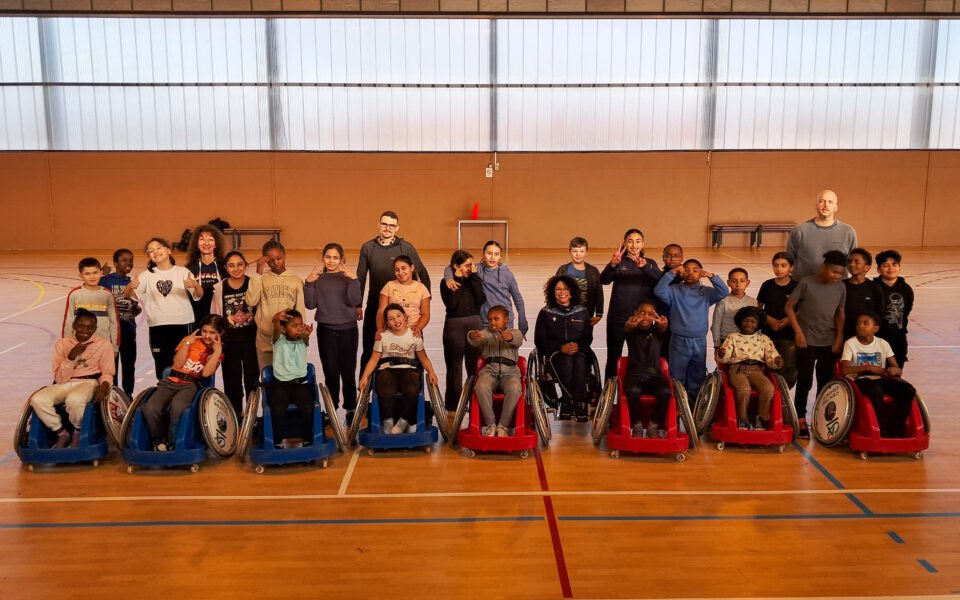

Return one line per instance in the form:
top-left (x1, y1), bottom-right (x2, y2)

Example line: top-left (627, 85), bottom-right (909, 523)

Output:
top-left (305, 265), bottom-right (322, 283)
top-left (445, 278), bottom-right (461, 292)
top-left (654, 314), bottom-right (668, 327)
top-left (611, 243), bottom-right (626, 267)
top-left (68, 341), bottom-right (91, 361)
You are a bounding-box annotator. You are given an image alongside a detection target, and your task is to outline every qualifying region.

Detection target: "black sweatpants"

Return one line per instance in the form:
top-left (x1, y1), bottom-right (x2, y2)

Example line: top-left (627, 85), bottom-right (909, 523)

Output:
top-left (148, 323), bottom-right (193, 381)
top-left (854, 377), bottom-right (916, 437)
top-left (604, 321), bottom-right (628, 380)
top-left (376, 368), bottom-right (421, 424)
top-left (317, 324), bottom-right (359, 412)
top-left (551, 351), bottom-right (587, 403)
top-left (222, 339), bottom-right (259, 415)
top-left (623, 371), bottom-right (672, 426)
top-left (794, 345), bottom-right (836, 421)
top-left (268, 382), bottom-right (315, 443)
top-left (114, 329), bottom-right (137, 395)
top-left (442, 315), bottom-right (482, 410)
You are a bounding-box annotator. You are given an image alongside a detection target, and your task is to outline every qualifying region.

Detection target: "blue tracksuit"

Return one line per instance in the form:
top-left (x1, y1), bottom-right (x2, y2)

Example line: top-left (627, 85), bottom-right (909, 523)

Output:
top-left (654, 273), bottom-right (729, 402)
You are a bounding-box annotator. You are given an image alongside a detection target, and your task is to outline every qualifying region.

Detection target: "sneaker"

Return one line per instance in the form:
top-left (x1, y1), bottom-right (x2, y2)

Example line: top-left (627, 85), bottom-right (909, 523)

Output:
top-left (482, 424), bottom-right (497, 437)
top-left (53, 428), bottom-right (71, 449)
top-left (407, 424), bottom-right (416, 434)
top-left (798, 418), bottom-right (810, 439)
top-left (460, 414), bottom-right (471, 431)
top-left (737, 418), bottom-right (752, 431)
top-left (495, 425), bottom-right (509, 437)
top-left (391, 418), bottom-right (410, 435)
top-left (755, 416), bottom-right (769, 431)
top-left (645, 422), bottom-right (660, 439)
top-left (155, 441), bottom-right (169, 452)
top-left (631, 422), bottom-right (644, 438)
top-left (658, 429), bottom-right (668, 439)
top-left (575, 403), bottom-right (588, 422)
top-left (70, 429), bottom-right (81, 448)
top-left (382, 418), bottom-right (395, 433)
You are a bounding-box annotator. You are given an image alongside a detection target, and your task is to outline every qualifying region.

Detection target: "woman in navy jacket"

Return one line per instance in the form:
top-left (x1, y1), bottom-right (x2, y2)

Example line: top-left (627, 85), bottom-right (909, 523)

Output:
top-left (535, 274), bottom-right (592, 421)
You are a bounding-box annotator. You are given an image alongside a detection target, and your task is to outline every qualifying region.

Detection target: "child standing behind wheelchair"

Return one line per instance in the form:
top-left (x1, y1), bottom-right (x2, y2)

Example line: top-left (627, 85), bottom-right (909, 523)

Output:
top-left (623, 301), bottom-right (670, 439)
top-left (266, 310), bottom-right (315, 447)
top-left (467, 305), bottom-right (524, 437)
top-left (142, 315), bottom-right (224, 451)
top-left (716, 306), bottom-right (783, 431)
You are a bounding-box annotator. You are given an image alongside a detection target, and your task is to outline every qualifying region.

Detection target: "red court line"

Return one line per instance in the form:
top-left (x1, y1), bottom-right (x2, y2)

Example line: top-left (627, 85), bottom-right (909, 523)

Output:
top-left (534, 446), bottom-right (573, 599)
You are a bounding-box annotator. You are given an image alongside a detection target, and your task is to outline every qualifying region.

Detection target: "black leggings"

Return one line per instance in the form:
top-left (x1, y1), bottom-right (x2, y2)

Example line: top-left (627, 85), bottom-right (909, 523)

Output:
top-left (854, 377), bottom-right (916, 437)
top-left (551, 351), bottom-right (587, 403)
top-left (376, 368), bottom-right (421, 424)
top-left (442, 315), bottom-right (482, 410)
top-left (605, 321), bottom-right (627, 380)
top-left (268, 382), bottom-right (315, 442)
top-left (114, 329), bottom-right (137, 395)
top-left (222, 339), bottom-right (259, 415)
top-left (148, 323), bottom-right (193, 380)
top-left (317, 324), bottom-right (359, 412)
top-left (794, 345), bottom-right (836, 421)
top-left (623, 371), bottom-right (672, 426)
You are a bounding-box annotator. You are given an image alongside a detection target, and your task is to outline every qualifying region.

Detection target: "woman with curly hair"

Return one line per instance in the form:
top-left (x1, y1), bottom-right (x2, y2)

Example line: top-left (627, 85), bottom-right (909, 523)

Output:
top-left (185, 224), bottom-right (229, 324)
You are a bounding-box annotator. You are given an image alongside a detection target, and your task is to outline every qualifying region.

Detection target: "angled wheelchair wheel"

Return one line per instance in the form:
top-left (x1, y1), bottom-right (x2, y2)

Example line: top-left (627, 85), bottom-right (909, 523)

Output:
top-left (235, 390), bottom-right (259, 463)
top-left (693, 371), bottom-right (720, 436)
top-left (347, 380), bottom-right (372, 447)
top-left (427, 381), bottom-right (451, 442)
top-left (915, 391), bottom-right (931, 434)
top-left (199, 388), bottom-right (239, 458)
top-left (119, 388), bottom-right (152, 451)
top-left (319, 383), bottom-right (347, 451)
top-left (530, 381), bottom-right (551, 447)
top-left (100, 387), bottom-right (132, 450)
top-left (526, 349), bottom-right (539, 383)
top-left (450, 375), bottom-right (474, 446)
top-left (774, 374), bottom-right (799, 439)
top-left (812, 379), bottom-right (855, 448)
top-left (591, 378), bottom-right (616, 445)
top-left (587, 352), bottom-right (603, 402)
top-left (13, 389), bottom-right (43, 460)
top-left (673, 381), bottom-right (698, 450)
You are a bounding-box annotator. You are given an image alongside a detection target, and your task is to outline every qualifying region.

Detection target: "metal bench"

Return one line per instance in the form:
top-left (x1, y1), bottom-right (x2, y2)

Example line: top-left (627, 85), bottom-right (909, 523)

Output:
top-left (710, 224), bottom-right (794, 249)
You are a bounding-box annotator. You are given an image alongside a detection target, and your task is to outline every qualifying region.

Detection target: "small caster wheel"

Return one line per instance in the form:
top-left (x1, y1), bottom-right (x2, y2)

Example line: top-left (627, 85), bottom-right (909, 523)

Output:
top-left (778, 444), bottom-right (785, 454)
top-left (92, 459), bottom-right (100, 467)
top-left (367, 448), bottom-right (375, 457)
top-left (610, 450), bottom-right (620, 459)
top-left (321, 458), bottom-right (328, 468)
top-left (27, 464), bottom-right (34, 472)
top-left (716, 441), bottom-right (725, 451)
top-left (190, 464), bottom-right (200, 473)
top-left (676, 452), bottom-right (686, 462)
top-left (519, 450), bottom-right (529, 459)
top-left (424, 446), bottom-right (432, 454)
top-left (859, 451), bottom-right (868, 461)
top-left (467, 450), bottom-right (476, 458)
top-left (126, 465), bottom-right (134, 474)
top-left (255, 465), bottom-right (265, 474)
top-left (914, 451), bottom-right (923, 460)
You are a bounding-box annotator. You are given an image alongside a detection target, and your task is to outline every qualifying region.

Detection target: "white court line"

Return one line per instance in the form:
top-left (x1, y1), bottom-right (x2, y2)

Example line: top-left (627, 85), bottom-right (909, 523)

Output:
top-left (337, 449), bottom-right (361, 497)
top-left (581, 597), bottom-right (958, 600)
top-left (4, 487), bottom-right (960, 504)
top-left (0, 294), bottom-right (67, 322)
top-left (0, 342), bottom-right (25, 356)
top-left (912, 345), bottom-right (960, 348)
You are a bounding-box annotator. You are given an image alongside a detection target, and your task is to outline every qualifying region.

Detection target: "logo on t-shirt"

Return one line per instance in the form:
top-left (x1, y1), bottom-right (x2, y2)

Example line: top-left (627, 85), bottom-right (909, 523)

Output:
top-left (157, 280), bottom-right (173, 297)
top-left (855, 352), bottom-right (882, 367)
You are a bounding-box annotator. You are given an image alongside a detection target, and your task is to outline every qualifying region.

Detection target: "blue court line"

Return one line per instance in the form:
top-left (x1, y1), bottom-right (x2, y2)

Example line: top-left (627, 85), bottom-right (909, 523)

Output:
top-left (0, 516), bottom-right (544, 530)
top-left (845, 493), bottom-right (874, 515)
top-left (909, 330), bottom-right (960, 356)
top-left (0, 451), bottom-right (14, 467)
top-left (887, 531), bottom-right (905, 543)
top-left (918, 559), bottom-right (939, 573)
top-left (558, 511), bottom-right (960, 523)
top-left (791, 441), bottom-right (845, 490)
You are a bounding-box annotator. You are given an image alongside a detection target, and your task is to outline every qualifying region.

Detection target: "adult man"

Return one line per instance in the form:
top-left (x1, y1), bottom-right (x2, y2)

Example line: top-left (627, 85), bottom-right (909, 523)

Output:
top-left (356, 211), bottom-right (431, 372)
top-left (786, 190), bottom-right (859, 281)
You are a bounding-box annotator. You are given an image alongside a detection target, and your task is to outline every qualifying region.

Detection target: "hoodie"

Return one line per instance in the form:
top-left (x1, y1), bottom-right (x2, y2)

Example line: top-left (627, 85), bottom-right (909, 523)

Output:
top-left (654, 273), bottom-right (729, 338)
top-left (444, 263), bottom-right (528, 335)
top-left (245, 271), bottom-right (306, 352)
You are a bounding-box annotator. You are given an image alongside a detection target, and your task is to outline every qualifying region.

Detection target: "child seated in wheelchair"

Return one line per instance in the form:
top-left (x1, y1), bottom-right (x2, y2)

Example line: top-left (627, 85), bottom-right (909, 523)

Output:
top-left (623, 301), bottom-right (670, 438)
top-left (267, 309), bottom-right (315, 447)
top-left (142, 314), bottom-right (224, 451)
top-left (468, 305), bottom-right (524, 437)
top-left (841, 311), bottom-right (916, 438)
top-left (32, 309), bottom-right (115, 448)
top-left (534, 275), bottom-right (592, 421)
top-left (716, 306), bottom-right (783, 431)
top-left (358, 303), bottom-right (440, 434)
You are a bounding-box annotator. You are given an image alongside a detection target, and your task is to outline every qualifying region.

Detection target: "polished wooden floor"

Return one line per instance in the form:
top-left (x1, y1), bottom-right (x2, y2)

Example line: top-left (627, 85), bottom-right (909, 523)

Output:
top-left (1, 246), bottom-right (958, 599)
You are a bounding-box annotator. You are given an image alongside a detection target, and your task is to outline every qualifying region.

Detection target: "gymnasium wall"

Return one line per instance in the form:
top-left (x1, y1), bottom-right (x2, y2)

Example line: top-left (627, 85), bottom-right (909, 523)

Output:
top-left (0, 150), bottom-right (957, 253)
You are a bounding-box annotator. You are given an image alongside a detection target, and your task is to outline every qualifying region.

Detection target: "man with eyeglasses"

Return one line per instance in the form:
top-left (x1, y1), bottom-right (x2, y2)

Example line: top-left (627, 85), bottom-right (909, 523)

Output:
top-left (357, 210), bottom-right (432, 373)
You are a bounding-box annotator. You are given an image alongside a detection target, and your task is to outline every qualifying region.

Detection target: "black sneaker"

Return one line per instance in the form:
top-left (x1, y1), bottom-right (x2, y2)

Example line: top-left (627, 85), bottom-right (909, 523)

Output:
top-left (575, 402), bottom-right (588, 422)
top-left (798, 424), bottom-right (810, 439)
top-left (557, 403), bottom-right (574, 421)
top-left (736, 418), bottom-right (751, 431)
top-left (755, 416), bottom-right (769, 431)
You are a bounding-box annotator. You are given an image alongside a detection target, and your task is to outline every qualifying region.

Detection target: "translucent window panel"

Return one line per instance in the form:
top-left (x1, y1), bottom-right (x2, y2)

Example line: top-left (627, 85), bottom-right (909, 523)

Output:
top-left (715, 86), bottom-right (916, 149)
top-left (55, 86), bottom-right (270, 150)
top-left (278, 86), bottom-right (490, 151)
top-left (45, 18), bottom-right (266, 83)
top-left (0, 87), bottom-right (46, 150)
top-left (935, 20), bottom-right (960, 84)
top-left (930, 87), bottom-right (960, 148)
top-left (498, 19), bottom-right (708, 84)
top-left (497, 87), bottom-right (706, 151)
top-left (718, 20), bottom-right (926, 84)
top-left (274, 19), bottom-right (489, 85)
top-left (0, 18), bottom-right (42, 83)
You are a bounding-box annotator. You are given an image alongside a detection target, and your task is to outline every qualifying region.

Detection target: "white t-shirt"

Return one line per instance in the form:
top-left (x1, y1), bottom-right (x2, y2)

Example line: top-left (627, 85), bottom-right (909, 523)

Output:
top-left (134, 265), bottom-right (201, 327)
top-left (373, 329), bottom-right (424, 371)
top-left (841, 336), bottom-right (894, 380)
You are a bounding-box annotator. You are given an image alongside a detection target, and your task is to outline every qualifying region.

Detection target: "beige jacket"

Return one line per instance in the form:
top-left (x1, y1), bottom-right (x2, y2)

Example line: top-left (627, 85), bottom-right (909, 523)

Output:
top-left (245, 271), bottom-right (306, 352)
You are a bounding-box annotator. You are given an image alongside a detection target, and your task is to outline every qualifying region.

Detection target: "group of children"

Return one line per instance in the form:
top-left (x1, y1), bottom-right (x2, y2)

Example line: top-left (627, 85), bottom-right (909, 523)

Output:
top-left (32, 216), bottom-right (917, 451)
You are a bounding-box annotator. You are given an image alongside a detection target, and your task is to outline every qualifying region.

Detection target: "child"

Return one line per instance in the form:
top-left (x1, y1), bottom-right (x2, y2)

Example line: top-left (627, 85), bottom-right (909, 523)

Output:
top-left (304, 243), bottom-right (362, 425)
top-left (555, 237), bottom-right (604, 335)
top-left (757, 252), bottom-right (799, 387)
top-left (246, 241), bottom-right (306, 370)
top-left (717, 306), bottom-right (784, 430)
top-left (711, 268), bottom-right (758, 357)
top-left (785, 250), bottom-right (847, 438)
top-left (210, 251), bottom-right (258, 416)
top-left (875, 249), bottom-right (914, 370)
top-left (654, 259), bottom-right (728, 403)
top-left (535, 275), bottom-right (592, 421)
top-left (267, 309), bottom-right (315, 446)
top-left (358, 304), bottom-right (440, 434)
top-left (32, 309), bottom-right (115, 448)
top-left (99, 249), bottom-right (141, 395)
top-left (440, 250), bottom-right (486, 413)
top-left (377, 255), bottom-right (431, 337)
top-left (185, 224), bottom-right (229, 324)
top-left (125, 238), bottom-right (203, 380)
top-left (658, 244), bottom-right (684, 360)
top-left (843, 248), bottom-right (883, 342)
top-left (841, 312), bottom-right (916, 437)
top-left (63, 257), bottom-right (119, 354)
top-left (661, 244), bottom-right (685, 273)
top-left (467, 305), bottom-right (524, 437)
top-left (623, 301), bottom-right (670, 439)
top-left (600, 229), bottom-right (663, 380)
top-left (141, 314), bottom-right (224, 451)
top-left (444, 240), bottom-right (528, 338)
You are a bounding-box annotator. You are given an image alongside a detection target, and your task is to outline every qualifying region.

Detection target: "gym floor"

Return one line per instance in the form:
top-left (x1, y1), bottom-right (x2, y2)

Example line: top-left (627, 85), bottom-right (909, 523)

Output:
top-left (0, 246), bottom-right (957, 599)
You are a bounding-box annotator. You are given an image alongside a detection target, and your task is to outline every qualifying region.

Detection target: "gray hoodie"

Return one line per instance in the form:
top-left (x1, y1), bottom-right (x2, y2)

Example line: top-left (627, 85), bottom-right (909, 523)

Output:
top-left (444, 263), bottom-right (528, 335)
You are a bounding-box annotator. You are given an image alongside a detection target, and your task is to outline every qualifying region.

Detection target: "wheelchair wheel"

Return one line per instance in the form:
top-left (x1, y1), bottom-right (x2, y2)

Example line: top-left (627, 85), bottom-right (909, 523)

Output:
top-left (693, 371), bottom-right (721, 436)
top-left (673, 381), bottom-right (698, 450)
top-left (100, 387), bottom-right (132, 450)
top-left (119, 388), bottom-right (152, 451)
top-left (774, 374), bottom-right (799, 439)
top-left (812, 379), bottom-right (855, 447)
top-left (591, 378), bottom-right (616, 445)
top-left (450, 375), bottom-right (474, 446)
top-left (916, 391), bottom-right (931, 434)
top-left (199, 388), bottom-right (239, 458)
top-left (235, 390), bottom-right (259, 463)
top-left (530, 381), bottom-right (551, 447)
top-left (319, 383), bottom-right (347, 451)
top-left (13, 389), bottom-right (43, 460)
top-left (346, 379), bottom-right (372, 447)
top-left (587, 353), bottom-right (603, 402)
top-left (427, 381), bottom-right (451, 442)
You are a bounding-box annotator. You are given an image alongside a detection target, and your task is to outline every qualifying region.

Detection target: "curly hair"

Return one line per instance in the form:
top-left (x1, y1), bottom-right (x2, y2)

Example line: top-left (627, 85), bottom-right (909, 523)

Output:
top-left (543, 274), bottom-right (582, 308)
top-left (185, 224), bottom-right (226, 264)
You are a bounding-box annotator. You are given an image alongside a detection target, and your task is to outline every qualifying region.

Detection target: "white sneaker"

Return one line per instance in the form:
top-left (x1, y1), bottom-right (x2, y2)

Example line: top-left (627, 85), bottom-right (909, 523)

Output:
top-left (461, 414), bottom-right (470, 430)
top-left (382, 418), bottom-right (394, 434)
top-left (631, 422), bottom-right (644, 438)
top-left (391, 418), bottom-right (410, 434)
top-left (407, 424), bottom-right (416, 434)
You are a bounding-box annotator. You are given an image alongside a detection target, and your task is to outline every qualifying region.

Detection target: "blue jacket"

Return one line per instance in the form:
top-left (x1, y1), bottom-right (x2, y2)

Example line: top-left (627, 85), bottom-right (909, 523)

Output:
top-left (444, 263), bottom-right (528, 335)
top-left (534, 304), bottom-right (590, 356)
top-left (654, 273), bottom-right (729, 338)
